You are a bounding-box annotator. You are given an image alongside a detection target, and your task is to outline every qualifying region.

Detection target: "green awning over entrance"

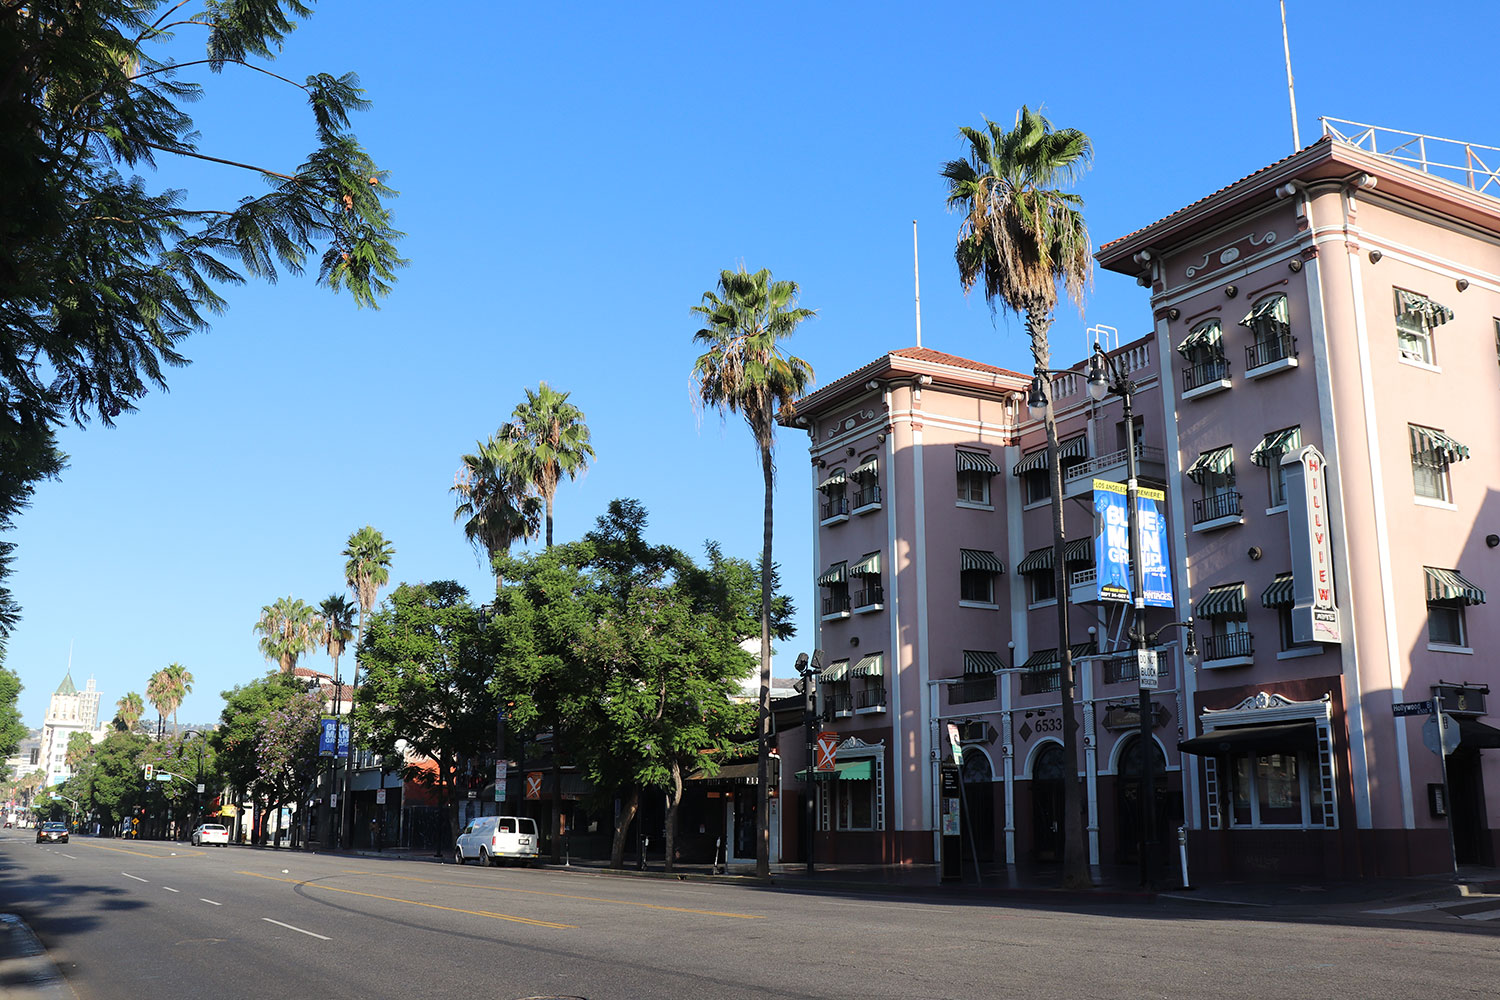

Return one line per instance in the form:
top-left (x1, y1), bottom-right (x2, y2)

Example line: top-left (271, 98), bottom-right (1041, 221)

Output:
top-left (849, 552), bottom-right (881, 576)
top-left (1186, 445), bottom-right (1234, 484)
top-left (963, 650), bottom-right (1002, 675)
top-left (956, 450), bottom-right (1000, 475)
top-left (960, 549), bottom-right (1003, 573)
top-left (817, 562), bottom-right (847, 586)
top-left (795, 759), bottom-right (874, 781)
top-left (850, 653), bottom-right (883, 678)
top-left (1261, 573), bottom-right (1294, 608)
top-left (1409, 425), bottom-right (1469, 468)
top-left (1177, 318), bottom-right (1223, 357)
top-left (1424, 566), bottom-right (1486, 606)
top-left (1251, 426), bottom-right (1302, 467)
top-left (1196, 582), bottom-right (1246, 619)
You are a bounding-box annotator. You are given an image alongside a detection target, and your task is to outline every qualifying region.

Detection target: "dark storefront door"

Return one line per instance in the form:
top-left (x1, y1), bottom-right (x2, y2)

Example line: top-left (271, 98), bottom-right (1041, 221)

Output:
top-left (732, 794), bottom-right (758, 861)
top-left (1115, 735), bottom-right (1172, 866)
top-left (1033, 743), bottom-right (1065, 863)
top-left (961, 749), bottom-right (995, 863)
top-left (1449, 750), bottom-right (1491, 866)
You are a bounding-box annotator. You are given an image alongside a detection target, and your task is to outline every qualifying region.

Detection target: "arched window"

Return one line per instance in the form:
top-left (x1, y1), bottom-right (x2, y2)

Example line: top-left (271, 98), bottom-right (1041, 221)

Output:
top-left (1033, 742), bottom-right (1067, 781)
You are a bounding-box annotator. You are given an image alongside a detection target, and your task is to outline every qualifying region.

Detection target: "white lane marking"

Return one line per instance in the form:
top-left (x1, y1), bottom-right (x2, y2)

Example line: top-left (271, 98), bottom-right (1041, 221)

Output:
top-left (122, 873), bottom-right (148, 883)
top-left (1365, 900), bottom-right (1469, 914)
top-left (200, 898), bottom-right (221, 906)
top-left (163, 887), bottom-right (180, 893)
top-left (59, 853), bottom-right (77, 859)
top-left (261, 917), bottom-right (330, 941)
top-left (1460, 907), bottom-right (1500, 922)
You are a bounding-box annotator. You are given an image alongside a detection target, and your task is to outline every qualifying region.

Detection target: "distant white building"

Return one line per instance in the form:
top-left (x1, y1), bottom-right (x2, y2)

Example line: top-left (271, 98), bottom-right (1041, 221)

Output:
top-left (4, 728), bottom-right (42, 780)
top-left (38, 672), bottom-right (103, 787)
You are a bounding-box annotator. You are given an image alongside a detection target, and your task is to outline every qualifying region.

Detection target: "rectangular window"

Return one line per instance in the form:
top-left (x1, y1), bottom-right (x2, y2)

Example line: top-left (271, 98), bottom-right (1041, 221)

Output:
top-left (1269, 463), bottom-right (1290, 507)
top-left (1396, 289), bottom-right (1436, 364)
top-left (836, 778), bottom-right (875, 830)
top-left (957, 469), bottom-right (990, 505)
top-left (1229, 752), bottom-right (1308, 827)
top-left (960, 569), bottom-right (994, 604)
top-left (1277, 607), bottom-right (1315, 651)
top-left (1024, 469), bottom-right (1051, 504)
top-left (1428, 599), bottom-right (1466, 646)
top-left (1410, 424), bottom-right (1452, 501)
top-left (1029, 572), bottom-right (1056, 603)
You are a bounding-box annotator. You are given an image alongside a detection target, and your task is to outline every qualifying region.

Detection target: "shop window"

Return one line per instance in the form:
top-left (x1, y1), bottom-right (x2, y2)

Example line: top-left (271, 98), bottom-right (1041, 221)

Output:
top-left (835, 776), bottom-right (875, 831)
top-left (1229, 751), bottom-right (1319, 827)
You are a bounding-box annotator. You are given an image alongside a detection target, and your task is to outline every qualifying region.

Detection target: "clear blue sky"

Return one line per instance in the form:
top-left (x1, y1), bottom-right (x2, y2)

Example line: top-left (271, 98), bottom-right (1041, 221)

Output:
top-left (8, 1), bottom-right (1494, 727)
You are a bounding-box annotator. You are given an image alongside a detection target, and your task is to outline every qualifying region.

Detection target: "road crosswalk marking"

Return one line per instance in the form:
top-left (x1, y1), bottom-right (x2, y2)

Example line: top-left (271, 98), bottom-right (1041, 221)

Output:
top-left (1365, 896), bottom-right (1500, 921)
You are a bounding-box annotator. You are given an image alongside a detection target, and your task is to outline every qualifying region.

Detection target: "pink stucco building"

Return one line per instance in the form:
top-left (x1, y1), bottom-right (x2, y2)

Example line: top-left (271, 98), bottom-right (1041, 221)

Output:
top-left (780, 125), bottom-right (1500, 880)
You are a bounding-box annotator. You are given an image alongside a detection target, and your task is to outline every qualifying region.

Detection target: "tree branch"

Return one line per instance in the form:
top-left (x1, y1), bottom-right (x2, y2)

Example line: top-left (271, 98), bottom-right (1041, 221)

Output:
top-left (129, 58), bottom-right (307, 93)
top-left (141, 142), bottom-right (299, 181)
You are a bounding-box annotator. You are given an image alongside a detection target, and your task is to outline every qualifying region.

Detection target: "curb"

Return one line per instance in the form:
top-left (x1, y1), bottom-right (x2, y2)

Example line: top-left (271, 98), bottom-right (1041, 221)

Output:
top-left (0, 914), bottom-right (71, 999)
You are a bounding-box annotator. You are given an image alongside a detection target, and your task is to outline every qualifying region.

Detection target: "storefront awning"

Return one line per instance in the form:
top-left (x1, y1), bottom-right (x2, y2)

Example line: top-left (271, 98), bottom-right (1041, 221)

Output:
top-left (1177, 318), bottom-right (1223, 357)
top-left (819, 659), bottom-right (850, 683)
top-left (1396, 289), bottom-right (1455, 328)
top-left (849, 653), bottom-right (883, 678)
top-left (849, 552), bottom-right (881, 577)
top-left (818, 469), bottom-right (847, 492)
top-left (1196, 582), bottom-right (1246, 619)
top-left (794, 760), bottom-right (874, 781)
top-left (1251, 426), bottom-right (1302, 467)
top-left (1185, 445), bottom-right (1234, 485)
top-left (1458, 718), bottom-right (1500, 749)
top-left (1424, 567), bottom-right (1486, 606)
top-left (1261, 573), bottom-right (1294, 608)
top-left (1178, 721), bottom-right (1318, 756)
top-left (963, 650), bottom-right (1002, 675)
top-left (853, 456), bottom-right (879, 480)
top-left (957, 450), bottom-right (1000, 475)
top-left (1409, 425), bottom-right (1469, 468)
top-left (687, 762), bottom-right (762, 785)
top-left (1240, 293), bottom-right (1289, 328)
top-left (817, 562), bottom-right (847, 586)
top-left (960, 549), bottom-right (1003, 573)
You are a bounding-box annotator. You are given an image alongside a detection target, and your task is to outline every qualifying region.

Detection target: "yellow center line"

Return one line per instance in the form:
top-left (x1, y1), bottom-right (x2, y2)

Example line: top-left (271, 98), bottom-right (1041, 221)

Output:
top-left (237, 871), bottom-right (575, 929)
top-left (337, 869), bottom-right (765, 920)
top-left (75, 841), bottom-right (206, 859)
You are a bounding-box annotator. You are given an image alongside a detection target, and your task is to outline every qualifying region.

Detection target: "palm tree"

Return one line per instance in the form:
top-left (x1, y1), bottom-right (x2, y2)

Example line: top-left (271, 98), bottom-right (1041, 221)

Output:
top-left (502, 382), bottom-right (595, 548)
top-left (162, 662), bottom-right (193, 736)
top-left (145, 669), bottom-right (172, 739)
top-left (254, 596), bottom-right (323, 675)
top-left (690, 264), bottom-right (815, 877)
top-left (114, 692), bottom-right (144, 732)
top-left (318, 594), bottom-right (357, 693)
top-left (452, 436), bottom-right (542, 587)
top-left (942, 105), bottom-right (1093, 888)
top-left (340, 525), bottom-right (394, 846)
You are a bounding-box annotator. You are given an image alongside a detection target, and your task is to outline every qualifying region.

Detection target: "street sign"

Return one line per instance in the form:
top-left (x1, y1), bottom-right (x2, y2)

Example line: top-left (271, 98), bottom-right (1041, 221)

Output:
top-left (946, 722), bottom-right (963, 766)
top-left (1137, 649), bottom-right (1159, 690)
top-left (196, 784), bottom-right (205, 793)
top-left (375, 789), bottom-right (386, 805)
top-left (814, 731), bottom-right (839, 772)
top-left (1393, 700), bottom-right (1434, 717)
top-left (1423, 713), bottom-right (1461, 755)
top-left (495, 759), bottom-right (509, 801)
top-left (525, 771), bottom-right (543, 800)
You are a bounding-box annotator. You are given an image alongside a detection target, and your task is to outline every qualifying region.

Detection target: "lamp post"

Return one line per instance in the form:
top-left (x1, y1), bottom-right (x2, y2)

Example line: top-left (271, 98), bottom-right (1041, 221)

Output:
top-left (183, 730), bottom-right (207, 831)
top-left (796, 650), bottom-right (823, 876)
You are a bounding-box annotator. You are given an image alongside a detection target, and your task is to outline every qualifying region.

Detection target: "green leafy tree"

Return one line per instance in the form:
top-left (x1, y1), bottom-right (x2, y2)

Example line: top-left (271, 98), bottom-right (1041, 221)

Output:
top-left (355, 580), bottom-right (494, 851)
top-left (0, 664), bottom-right (25, 763)
top-left (254, 596), bottom-right (322, 674)
top-left (0, 1), bottom-right (406, 645)
top-left (65, 731), bottom-right (149, 835)
top-left (214, 672), bottom-right (316, 843)
top-left (941, 105), bottom-right (1093, 887)
top-left (691, 265), bottom-right (814, 877)
top-left (503, 382), bottom-right (595, 549)
top-left (340, 524), bottom-right (394, 844)
top-left (65, 731), bottom-right (94, 772)
top-left (452, 437), bottom-right (541, 588)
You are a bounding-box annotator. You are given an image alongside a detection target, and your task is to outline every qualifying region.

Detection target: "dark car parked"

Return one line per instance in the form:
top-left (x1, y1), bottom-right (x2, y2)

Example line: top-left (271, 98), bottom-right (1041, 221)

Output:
top-left (36, 822), bottom-right (68, 844)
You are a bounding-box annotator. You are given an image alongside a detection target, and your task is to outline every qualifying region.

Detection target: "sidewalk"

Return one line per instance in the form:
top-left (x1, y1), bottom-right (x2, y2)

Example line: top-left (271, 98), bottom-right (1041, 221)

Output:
top-left (0, 915), bottom-right (69, 999)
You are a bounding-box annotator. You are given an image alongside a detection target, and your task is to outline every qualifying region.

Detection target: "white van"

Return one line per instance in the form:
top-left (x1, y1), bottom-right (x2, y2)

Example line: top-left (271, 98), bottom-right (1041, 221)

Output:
top-left (455, 815), bottom-right (540, 866)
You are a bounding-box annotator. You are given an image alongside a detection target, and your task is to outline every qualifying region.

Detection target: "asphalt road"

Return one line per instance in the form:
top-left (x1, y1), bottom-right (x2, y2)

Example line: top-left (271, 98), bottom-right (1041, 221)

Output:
top-left (3, 833), bottom-right (1499, 1000)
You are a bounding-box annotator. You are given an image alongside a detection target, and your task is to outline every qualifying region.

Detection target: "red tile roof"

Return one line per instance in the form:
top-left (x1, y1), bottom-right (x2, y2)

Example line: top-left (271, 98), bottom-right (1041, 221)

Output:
top-left (784, 346), bottom-right (1029, 421)
top-left (888, 346), bottom-right (1028, 378)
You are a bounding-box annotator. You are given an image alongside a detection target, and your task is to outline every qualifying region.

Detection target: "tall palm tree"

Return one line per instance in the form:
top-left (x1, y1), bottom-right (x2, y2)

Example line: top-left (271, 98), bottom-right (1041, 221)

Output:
top-left (254, 596), bottom-right (323, 675)
top-left (145, 669), bottom-right (172, 739)
top-left (942, 106), bottom-right (1093, 888)
top-left (452, 436), bottom-right (542, 587)
top-left (502, 382), bottom-right (595, 548)
top-left (114, 692), bottom-right (144, 732)
top-left (162, 662), bottom-right (193, 737)
top-left (340, 525), bottom-right (394, 846)
top-left (318, 594), bottom-right (357, 693)
top-left (691, 264), bottom-right (815, 878)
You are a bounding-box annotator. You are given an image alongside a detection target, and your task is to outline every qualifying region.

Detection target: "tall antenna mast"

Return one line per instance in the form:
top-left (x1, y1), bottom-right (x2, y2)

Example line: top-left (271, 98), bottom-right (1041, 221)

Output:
top-left (1280, 0), bottom-right (1301, 150)
top-left (912, 220), bottom-right (923, 348)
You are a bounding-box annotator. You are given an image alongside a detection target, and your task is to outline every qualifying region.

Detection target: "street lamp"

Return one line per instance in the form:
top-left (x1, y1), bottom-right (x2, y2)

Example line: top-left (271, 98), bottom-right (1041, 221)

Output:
top-left (795, 650), bottom-right (823, 875)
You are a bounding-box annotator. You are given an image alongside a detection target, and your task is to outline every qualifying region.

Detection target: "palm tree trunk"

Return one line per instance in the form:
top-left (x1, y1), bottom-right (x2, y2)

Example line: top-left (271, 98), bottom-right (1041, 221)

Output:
top-left (544, 493), bottom-right (554, 549)
top-left (755, 441), bottom-right (774, 878)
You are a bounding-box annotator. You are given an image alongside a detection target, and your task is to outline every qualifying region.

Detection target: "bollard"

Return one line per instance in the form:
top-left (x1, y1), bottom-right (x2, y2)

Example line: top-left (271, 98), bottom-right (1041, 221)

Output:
top-left (1177, 825), bottom-right (1192, 889)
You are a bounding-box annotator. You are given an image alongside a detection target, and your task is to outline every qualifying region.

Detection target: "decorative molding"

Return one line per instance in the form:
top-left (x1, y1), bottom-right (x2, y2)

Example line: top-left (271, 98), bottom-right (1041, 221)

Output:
top-left (836, 736), bottom-right (885, 753)
top-left (824, 408), bottom-right (878, 441)
top-left (1185, 230), bottom-right (1277, 279)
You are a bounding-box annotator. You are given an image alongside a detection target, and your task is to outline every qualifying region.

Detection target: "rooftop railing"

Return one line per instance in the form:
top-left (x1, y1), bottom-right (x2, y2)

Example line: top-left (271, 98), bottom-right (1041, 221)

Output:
top-left (1322, 118), bottom-right (1500, 197)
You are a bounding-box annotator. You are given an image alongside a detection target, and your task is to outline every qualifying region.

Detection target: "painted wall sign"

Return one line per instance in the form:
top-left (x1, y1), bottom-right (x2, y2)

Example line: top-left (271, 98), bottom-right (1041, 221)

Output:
top-left (1282, 445), bottom-right (1341, 643)
top-left (1093, 480), bottom-right (1174, 607)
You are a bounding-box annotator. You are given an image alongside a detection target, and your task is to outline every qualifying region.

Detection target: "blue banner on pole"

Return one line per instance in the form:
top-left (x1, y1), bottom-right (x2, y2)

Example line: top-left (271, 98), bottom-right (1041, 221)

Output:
top-left (1136, 489), bottom-right (1174, 608)
top-left (318, 716), bottom-right (351, 757)
top-left (1093, 480), bottom-right (1174, 608)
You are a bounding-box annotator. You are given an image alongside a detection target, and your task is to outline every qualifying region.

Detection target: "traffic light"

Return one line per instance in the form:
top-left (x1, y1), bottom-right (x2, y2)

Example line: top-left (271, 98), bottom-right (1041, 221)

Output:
top-left (143, 764), bottom-right (154, 781)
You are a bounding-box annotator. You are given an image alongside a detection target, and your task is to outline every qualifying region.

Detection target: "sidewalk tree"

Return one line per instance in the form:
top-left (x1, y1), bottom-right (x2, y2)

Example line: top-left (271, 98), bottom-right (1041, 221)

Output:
top-left (355, 580), bottom-right (495, 850)
top-left (215, 671), bottom-right (320, 843)
top-left (0, 664), bottom-right (24, 761)
top-left (0, 1), bottom-right (405, 646)
top-left (340, 525), bottom-right (394, 845)
top-left (691, 265), bottom-right (815, 877)
top-left (942, 106), bottom-right (1093, 888)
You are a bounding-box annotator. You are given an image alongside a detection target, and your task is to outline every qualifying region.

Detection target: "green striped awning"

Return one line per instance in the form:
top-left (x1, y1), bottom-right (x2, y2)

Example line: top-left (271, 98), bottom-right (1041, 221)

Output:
top-left (849, 552), bottom-right (881, 577)
top-left (1424, 567), bottom-right (1486, 606)
top-left (1251, 426), bottom-right (1302, 467)
top-left (853, 456), bottom-right (879, 480)
top-left (850, 653), bottom-right (884, 678)
top-left (817, 562), bottom-right (847, 586)
top-left (1196, 582), bottom-right (1246, 618)
top-left (1397, 290), bottom-right (1455, 328)
top-left (820, 659), bottom-right (850, 682)
top-left (1013, 448), bottom-right (1049, 476)
top-left (818, 469), bottom-right (847, 491)
top-left (960, 549), bottom-right (1003, 573)
top-left (1065, 538), bottom-right (1093, 566)
top-left (963, 650), bottom-right (1002, 675)
top-left (1186, 445), bottom-right (1234, 485)
top-left (956, 450), bottom-right (1000, 475)
top-left (1022, 647), bottom-right (1058, 670)
top-left (1017, 547), bottom-right (1052, 575)
top-left (795, 759), bottom-right (873, 781)
top-left (1409, 425), bottom-right (1469, 468)
top-left (1069, 641), bottom-right (1097, 660)
top-left (1011, 437), bottom-right (1086, 476)
top-left (1261, 573), bottom-right (1294, 608)
top-left (1177, 318), bottom-right (1223, 357)
top-left (1240, 294), bottom-right (1289, 328)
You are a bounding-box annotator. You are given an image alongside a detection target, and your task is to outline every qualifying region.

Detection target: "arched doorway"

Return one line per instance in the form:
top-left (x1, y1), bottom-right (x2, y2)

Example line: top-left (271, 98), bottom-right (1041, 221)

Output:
top-left (961, 748), bottom-right (994, 863)
top-left (1115, 735), bottom-right (1173, 866)
top-left (1032, 742), bottom-right (1065, 863)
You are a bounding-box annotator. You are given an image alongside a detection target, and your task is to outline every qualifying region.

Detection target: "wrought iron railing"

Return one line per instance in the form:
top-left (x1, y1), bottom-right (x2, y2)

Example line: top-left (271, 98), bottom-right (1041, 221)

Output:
top-left (853, 485), bottom-right (882, 508)
top-left (1322, 118), bottom-right (1500, 196)
top-left (822, 592), bottom-right (851, 616)
top-left (824, 693), bottom-right (854, 719)
top-left (821, 494), bottom-right (850, 520)
top-left (1182, 354), bottom-right (1231, 392)
top-left (1063, 444), bottom-right (1166, 485)
top-left (855, 687), bottom-right (887, 710)
top-left (1103, 654), bottom-right (1173, 685)
top-left (852, 584), bottom-right (884, 608)
top-left (1246, 333), bottom-right (1298, 370)
top-left (1020, 669), bottom-right (1061, 695)
top-left (1202, 631), bottom-right (1253, 662)
top-left (1192, 491), bottom-right (1242, 524)
top-left (950, 676), bottom-right (996, 704)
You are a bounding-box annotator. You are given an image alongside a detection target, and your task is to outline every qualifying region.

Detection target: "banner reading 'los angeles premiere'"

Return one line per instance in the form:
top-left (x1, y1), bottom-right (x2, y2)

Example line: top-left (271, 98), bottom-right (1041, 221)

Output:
top-left (1093, 479), bottom-right (1174, 608)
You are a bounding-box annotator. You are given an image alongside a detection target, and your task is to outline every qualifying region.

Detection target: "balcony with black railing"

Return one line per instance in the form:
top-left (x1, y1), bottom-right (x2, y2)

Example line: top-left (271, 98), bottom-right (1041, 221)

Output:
top-left (852, 583), bottom-right (884, 611)
top-left (824, 693), bottom-right (854, 719)
top-left (1103, 654), bottom-right (1173, 686)
top-left (1020, 669), bottom-right (1061, 695)
top-left (1182, 354), bottom-right (1231, 396)
top-left (853, 484), bottom-right (882, 511)
top-left (855, 686), bottom-right (887, 712)
top-left (1245, 332), bottom-right (1300, 377)
top-left (820, 493), bottom-right (850, 523)
top-left (950, 676), bottom-right (997, 704)
top-left (1201, 630), bottom-right (1253, 665)
top-left (821, 591), bottom-right (851, 618)
top-left (1192, 490), bottom-right (1243, 529)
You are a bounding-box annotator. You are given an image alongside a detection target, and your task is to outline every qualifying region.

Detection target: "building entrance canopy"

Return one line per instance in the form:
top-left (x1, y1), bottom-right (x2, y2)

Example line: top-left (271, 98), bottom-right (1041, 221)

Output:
top-left (1178, 721), bottom-right (1318, 756)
